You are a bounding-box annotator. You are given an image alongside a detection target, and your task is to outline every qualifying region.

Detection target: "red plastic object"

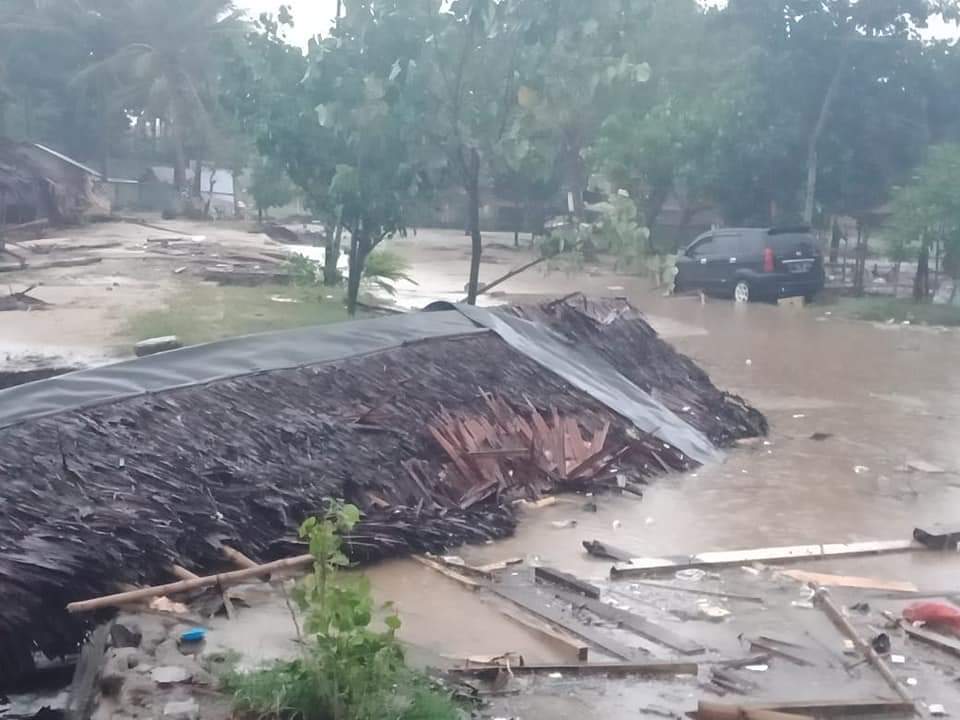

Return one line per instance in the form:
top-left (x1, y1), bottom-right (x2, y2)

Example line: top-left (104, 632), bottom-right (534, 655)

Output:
top-left (903, 601), bottom-right (960, 630)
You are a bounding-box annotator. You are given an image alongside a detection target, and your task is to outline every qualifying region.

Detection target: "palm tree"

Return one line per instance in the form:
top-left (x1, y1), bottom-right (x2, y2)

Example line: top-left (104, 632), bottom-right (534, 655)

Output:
top-left (76, 0), bottom-right (245, 190)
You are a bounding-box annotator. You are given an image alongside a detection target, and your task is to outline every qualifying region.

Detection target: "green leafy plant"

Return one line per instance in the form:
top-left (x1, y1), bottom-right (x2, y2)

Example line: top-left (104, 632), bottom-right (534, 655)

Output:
top-left (286, 253), bottom-right (322, 287)
top-left (224, 502), bottom-right (458, 720)
top-left (362, 249), bottom-right (416, 297)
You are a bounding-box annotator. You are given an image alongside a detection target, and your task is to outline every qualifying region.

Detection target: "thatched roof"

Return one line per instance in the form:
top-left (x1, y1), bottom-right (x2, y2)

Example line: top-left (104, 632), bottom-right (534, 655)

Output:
top-left (0, 298), bottom-right (765, 687)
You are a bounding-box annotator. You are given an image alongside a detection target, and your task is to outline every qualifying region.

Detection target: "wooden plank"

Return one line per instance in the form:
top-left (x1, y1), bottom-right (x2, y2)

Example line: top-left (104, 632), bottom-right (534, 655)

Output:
top-left (489, 585), bottom-right (645, 661)
top-left (474, 557), bottom-right (524, 574)
top-left (495, 603), bottom-right (589, 661)
top-left (413, 555), bottom-right (480, 590)
top-left (901, 623), bottom-right (960, 658)
top-left (747, 638), bottom-right (816, 667)
top-left (65, 622), bottom-right (111, 720)
top-left (699, 700), bottom-right (916, 718)
top-left (779, 569), bottom-right (917, 593)
top-left (697, 703), bottom-right (814, 720)
top-left (450, 660), bottom-right (698, 678)
top-left (612, 540), bottom-right (920, 577)
top-left (534, 566), bottom-right (602, 599)
top-left (611, 581), bottom-right (765, 604)
top-left (549, 588), bottom-right (706, 655)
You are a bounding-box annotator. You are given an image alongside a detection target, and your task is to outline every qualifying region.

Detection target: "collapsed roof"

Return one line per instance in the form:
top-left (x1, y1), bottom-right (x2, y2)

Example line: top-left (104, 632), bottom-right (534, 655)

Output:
top-left (0, 296), bottom-right (765, 686)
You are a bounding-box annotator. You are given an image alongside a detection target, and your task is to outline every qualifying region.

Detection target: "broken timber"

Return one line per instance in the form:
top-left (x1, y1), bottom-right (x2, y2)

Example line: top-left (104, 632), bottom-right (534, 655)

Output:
top-left (901, 622), bottom-right (960, 659)
top-left (489, 585), bottom-right (645, 661)
top-left (495, 603), bottom-right (589, 661)
top-left (548, 587), bottom-right (705, 655)
top-left (696, 700), bottom-right (915, 719)
top-left (611, 540), bottom-right (920, 578)
top-left (450, 660), bottom-right (698, 678)
top-left (534, 566), bottom-right (601, 599)
top-left (778, 569), bottom-right (917, 593)
top-left (413, 555), bottom-right (481, 589)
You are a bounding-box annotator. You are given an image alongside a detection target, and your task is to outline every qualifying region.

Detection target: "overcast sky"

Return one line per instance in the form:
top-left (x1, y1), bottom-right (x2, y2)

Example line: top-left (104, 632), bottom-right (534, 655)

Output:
top-left (236, 0), bottom-right (958, 48)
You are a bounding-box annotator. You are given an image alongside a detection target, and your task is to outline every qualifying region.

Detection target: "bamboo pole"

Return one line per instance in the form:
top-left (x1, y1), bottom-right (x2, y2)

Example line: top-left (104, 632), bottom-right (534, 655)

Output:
top-left (67, 554), bottom-right (314, 614)
top-left (222, 545), bottom-right (258, 569)
top-left (811, 585), bottom-right (918, 714)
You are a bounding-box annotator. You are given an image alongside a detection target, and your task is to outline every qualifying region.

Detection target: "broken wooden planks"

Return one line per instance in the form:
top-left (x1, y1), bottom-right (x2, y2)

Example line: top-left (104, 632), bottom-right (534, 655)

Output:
top-left (450, 660), bottom-right (698, 678)
top-left (778, 569), bottom-right (917, 593)
top-left (611, 540), bottom-right (920, 578)
top-left (697, 702), bottom-right (814, 720)
top-left (495, 603), bottom-right (589, 661)
top-left (534, 566), bottom-right (601, 599)
top-left (901, 623), bottom-right (960, 659)
top-left (548, 587), bottom-right (705, 655)
top-left (489, 584), bottom-right (645, 661)
top-left (697, 700), bottom-right (915, 719)
top-left (746, 637), bottom-right (816, 667)
top-left (612, 580), bottom-right (765, 604)
top-left (413, 555), bottom-right (481, 590)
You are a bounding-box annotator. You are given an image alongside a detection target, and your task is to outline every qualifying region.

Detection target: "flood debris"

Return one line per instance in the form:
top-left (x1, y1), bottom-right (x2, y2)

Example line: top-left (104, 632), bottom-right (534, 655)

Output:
top-left (0, 285), bottom-right (48, 312)
top-left (610, 539), bottom-right (921, 578)
top-left (133, 336), bottom-right (184, 357)
top-left (0, 297), bottom-right (767, 687)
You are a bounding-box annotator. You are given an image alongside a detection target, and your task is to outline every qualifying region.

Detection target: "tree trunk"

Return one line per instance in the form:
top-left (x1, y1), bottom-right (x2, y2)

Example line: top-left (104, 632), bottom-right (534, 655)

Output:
top-left (172, 123), bottom-right (187, 192)
top-left (804, 46), bottom-right (849, 226)
top-left (324, 221), bottom-right (343, 286)
top-left (830, 217), bottom-right (841, 264)
top-left (192, 159), bottom-right (203, 198)
top-left (257, 207), bottom-right (263, 223)
top-left (346, 226), bottom-right (371, 316)
top-left (914, 235), bottom-right (930, 302)
top-left (465, 148), bottom-right (483, 306)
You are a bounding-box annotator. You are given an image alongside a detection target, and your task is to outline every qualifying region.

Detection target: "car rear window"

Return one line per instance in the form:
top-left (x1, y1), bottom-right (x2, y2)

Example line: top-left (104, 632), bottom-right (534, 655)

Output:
top-left (768, 232), bottom-right (817, 255)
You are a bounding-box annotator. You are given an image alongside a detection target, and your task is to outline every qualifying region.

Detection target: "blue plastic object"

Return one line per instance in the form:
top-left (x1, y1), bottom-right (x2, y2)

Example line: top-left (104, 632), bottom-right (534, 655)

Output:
top-left (180, 627), bottom-right (206, 643)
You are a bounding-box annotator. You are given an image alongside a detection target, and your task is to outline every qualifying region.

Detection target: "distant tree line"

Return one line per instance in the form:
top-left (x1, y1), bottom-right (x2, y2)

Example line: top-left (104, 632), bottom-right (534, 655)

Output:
top-left (3, 0), bottom-right (960, 310)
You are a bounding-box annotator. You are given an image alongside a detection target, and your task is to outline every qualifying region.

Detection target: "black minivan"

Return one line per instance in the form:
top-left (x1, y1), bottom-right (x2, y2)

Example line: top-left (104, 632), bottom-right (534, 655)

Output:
top-left (674, 227), bottom-right (825, 302)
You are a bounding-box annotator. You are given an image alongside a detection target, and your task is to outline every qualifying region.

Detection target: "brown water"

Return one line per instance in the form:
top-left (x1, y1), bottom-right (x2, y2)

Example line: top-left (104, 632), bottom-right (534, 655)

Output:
top-left (363, 230), bottom-right (960, 700)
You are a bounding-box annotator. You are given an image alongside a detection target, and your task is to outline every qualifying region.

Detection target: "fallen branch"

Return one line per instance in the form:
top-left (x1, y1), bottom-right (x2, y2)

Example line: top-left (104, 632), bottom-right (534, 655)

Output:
top-left (449, 660), bottom-right (698, 678)
top-left (462, 253), bottom-right (551, 302)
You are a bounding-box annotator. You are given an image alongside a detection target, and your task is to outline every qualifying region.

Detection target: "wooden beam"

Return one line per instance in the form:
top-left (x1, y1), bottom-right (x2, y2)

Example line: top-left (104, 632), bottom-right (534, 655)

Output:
top-left (495, 603), bottom-right (589, 661)
top-left (413, 555), bottom-right (481, 590)
top-left (696, 703), bottom-right (812, 720)
top-left (489, 585), bottom-right (645, 661)
top-left (67, 555), bottom-right (315, 613)
top-left (534, 566), bottom-right (601, 599)
top-left (612, 540), bottom-right (920, 578)
top-left (778, 569), bottom-right (917, 593)
top-left (549, 587), bottom-right (705, 655)
top-left (170, 565), bottom-right (200, 581)
top-left (611, 581), bottom-right (765, 604)
top-left (901, 623), bottom-right (960, 659)
top-left (697, 700), bottom-right (915, 718)
top-left (449, 660), bottom-right (698, 678)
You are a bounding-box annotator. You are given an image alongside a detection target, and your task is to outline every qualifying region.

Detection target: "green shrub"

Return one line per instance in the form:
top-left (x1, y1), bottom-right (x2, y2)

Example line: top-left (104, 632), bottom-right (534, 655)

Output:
top-left (223, 502), bottom-right (459, 720)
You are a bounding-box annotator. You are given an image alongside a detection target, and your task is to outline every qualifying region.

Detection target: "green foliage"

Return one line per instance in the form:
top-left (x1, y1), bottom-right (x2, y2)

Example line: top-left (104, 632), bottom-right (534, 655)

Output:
top-left (889, 144), bottom-right (960, 280)
top-left (251, 157), bottom-right (297, 216)
top-left (362, 249), bottom-right (416, 297)
top-left (286, 254), bottom-right (323, 287)
top-left (224, 502), bottom-right (459, 720)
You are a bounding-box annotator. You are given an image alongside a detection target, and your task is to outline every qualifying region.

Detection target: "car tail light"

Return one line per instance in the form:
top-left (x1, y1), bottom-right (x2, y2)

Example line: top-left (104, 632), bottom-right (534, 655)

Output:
top-left (763, 247), bottom-right (775, 273)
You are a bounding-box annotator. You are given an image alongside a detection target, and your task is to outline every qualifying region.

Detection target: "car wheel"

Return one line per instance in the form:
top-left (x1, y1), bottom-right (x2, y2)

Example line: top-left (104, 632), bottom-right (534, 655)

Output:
top-left (734, 280), bottom-right (751, 303)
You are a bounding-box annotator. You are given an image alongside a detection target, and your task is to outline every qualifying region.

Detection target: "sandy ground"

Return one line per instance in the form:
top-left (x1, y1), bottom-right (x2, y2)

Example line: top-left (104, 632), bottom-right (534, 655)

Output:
top-left (4, 222), bottom-right (960, 718)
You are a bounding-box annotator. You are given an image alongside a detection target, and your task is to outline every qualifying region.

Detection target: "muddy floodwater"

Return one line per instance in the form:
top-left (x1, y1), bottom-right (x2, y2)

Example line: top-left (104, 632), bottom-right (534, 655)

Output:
top-left (358, 231), bottom-right (960, 716)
